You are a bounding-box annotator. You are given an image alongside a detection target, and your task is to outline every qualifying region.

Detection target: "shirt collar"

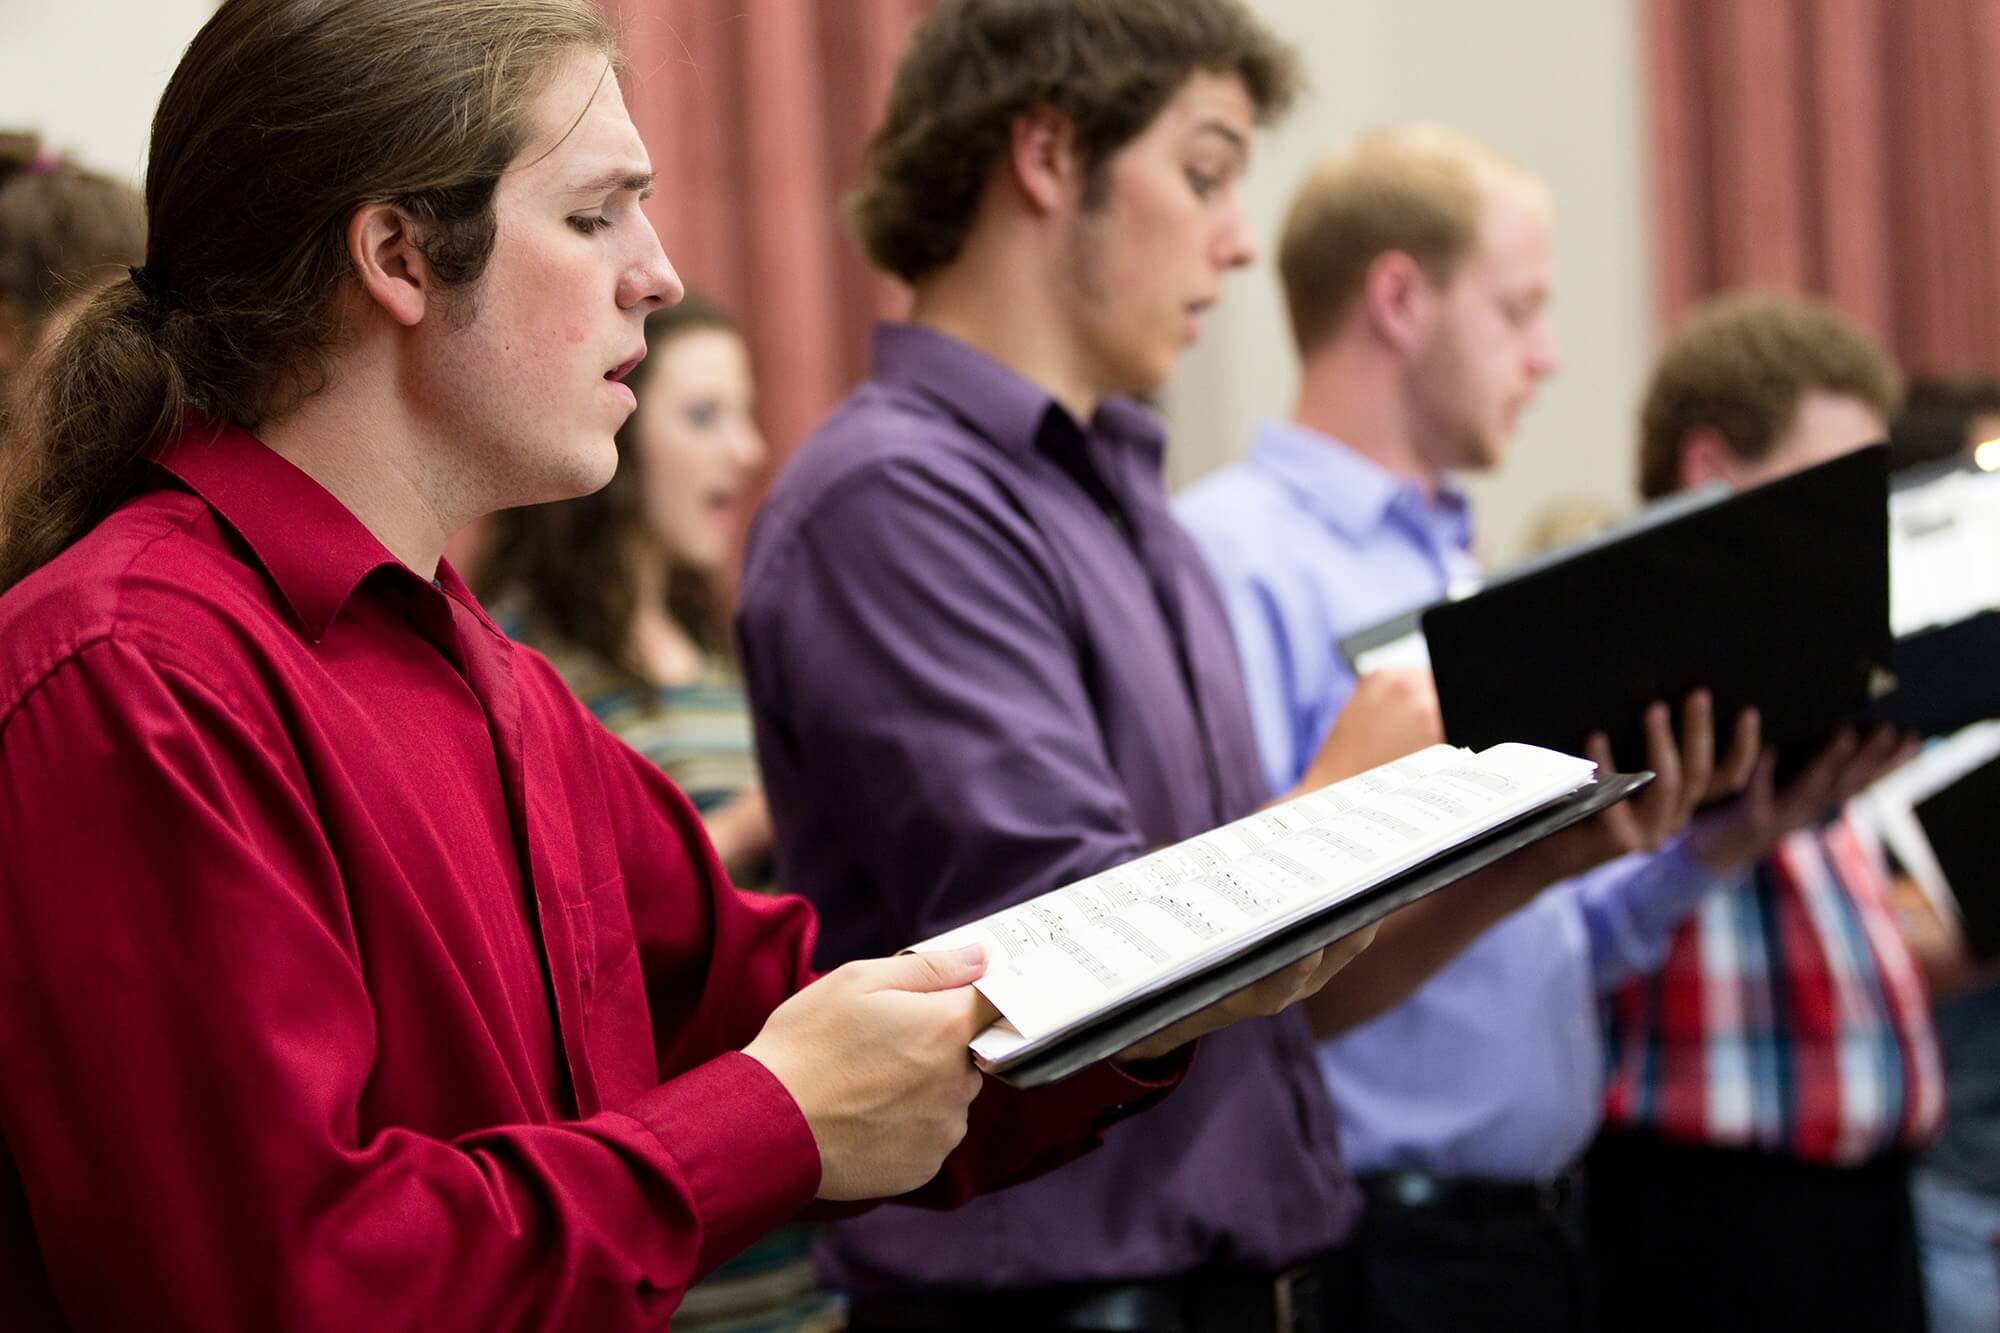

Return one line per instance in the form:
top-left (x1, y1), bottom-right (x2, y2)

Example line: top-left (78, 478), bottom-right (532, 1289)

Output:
top-left (153, 412), bottom-right (493, 642)
top-left (869, 322), bottom-right (1167, 465)
top-left (1248, 418), bottom-right (1472, 551)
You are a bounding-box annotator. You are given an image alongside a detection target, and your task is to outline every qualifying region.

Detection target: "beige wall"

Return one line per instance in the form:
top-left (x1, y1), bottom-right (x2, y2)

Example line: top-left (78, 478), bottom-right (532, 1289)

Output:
top-left (1163, 0), bottom-right (1657, 566)
top-left (1, 0), bottom-right (213, 188)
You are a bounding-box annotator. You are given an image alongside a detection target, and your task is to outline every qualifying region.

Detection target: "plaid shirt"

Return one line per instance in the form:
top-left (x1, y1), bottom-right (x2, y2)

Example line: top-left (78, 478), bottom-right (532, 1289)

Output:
top-left (1602, 815), bottom-right (1944, 1165)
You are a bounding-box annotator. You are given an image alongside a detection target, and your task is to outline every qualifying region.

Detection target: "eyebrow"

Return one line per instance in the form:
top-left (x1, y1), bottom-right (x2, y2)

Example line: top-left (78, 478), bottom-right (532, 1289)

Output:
top-left (565, 169), bottom-right (656, 200)
top-left (1190, 121), bottom-right (1250, 154)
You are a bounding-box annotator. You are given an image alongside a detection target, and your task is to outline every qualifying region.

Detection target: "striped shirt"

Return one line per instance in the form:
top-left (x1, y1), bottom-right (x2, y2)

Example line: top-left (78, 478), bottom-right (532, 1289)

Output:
top-left (496, 612), bottom-right (832, 1330)
top-left (526, 640), bottom-right (759, 819)
top-left (1602, 815), bottom-right (1945, 1164)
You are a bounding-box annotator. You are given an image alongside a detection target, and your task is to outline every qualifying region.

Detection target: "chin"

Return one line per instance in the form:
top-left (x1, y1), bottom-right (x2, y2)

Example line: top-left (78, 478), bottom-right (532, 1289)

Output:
top-left (514, 439), bottom-right (618, 508)
top-left (1110, 353), bottom-right (1176, 405)
top-left (569, 435), bottom-right (623, 496)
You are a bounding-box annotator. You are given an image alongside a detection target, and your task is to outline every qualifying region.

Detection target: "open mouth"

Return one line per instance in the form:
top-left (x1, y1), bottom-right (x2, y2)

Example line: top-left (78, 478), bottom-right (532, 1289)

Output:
top-left (605, 348), bottom-right (646, 383)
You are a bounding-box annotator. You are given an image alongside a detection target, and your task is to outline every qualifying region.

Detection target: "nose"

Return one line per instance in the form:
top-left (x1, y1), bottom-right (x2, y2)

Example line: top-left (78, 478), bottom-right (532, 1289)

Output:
top-left (620, 209), bottom-right (684, 312)
top-left (1215, 191), bottom-right (1258, 271)
top-left (1528, 315), bottom-right (1562, 380)
top-left (730, 415), bottom-right (769, 472)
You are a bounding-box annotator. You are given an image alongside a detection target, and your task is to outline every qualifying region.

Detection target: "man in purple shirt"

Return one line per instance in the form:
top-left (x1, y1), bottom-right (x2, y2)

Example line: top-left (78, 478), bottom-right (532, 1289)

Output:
top-left (738, 4), bottom-right (1725, 1330)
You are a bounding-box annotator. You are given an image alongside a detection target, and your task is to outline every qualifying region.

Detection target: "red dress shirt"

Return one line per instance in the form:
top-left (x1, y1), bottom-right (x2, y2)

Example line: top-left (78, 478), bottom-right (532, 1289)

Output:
top-left (0, 418), bottom-right (1174, 1330)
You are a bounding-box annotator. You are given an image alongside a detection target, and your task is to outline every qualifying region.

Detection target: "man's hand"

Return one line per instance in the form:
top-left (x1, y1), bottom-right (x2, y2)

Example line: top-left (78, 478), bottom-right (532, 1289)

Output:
top-left (743, 946), bottom-right (997, 1201)
top-left (1531, 691), bottom-right (1759, 883)
top-left (1292, 668), bottom-right (1443, 795)
top-left (1111, 922), bottom-right (1380, 1064)
top-left (1688, 725), bottom-right (1916, 872)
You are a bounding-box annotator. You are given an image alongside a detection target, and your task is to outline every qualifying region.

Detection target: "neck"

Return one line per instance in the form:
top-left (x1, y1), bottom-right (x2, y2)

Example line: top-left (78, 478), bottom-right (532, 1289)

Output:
top-left (258, 355), bottom-right (464, 579)
top-left (624, 540), bottom-right (702, 688)
top-left (1291, 334), bottom-right (1443, 499)
top-left (909, 231), bottom-right (1104, 424)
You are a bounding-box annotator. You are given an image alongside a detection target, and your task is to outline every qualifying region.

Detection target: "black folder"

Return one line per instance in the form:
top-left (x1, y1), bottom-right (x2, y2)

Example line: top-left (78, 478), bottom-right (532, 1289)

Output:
top-left (1915, 753), bottom-right (2000, 962)
top-left (1873, 611), bottom-right (2000, 736)
top-left (990, 770), bottom-right (1652, 1087)
top-left (1420, 445), bottom-right (1893, 775)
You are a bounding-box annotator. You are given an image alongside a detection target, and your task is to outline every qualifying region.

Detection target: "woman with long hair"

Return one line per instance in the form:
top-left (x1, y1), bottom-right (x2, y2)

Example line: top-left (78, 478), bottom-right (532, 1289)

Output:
top-left (482, 293), bottom-right (776, 886)
top-left (483, 296), bottom-right (845, 1329)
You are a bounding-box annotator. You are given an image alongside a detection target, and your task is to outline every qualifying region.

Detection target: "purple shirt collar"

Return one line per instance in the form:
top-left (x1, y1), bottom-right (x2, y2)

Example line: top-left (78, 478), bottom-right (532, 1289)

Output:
top-left (870, 322), bottom-right (1168, 464)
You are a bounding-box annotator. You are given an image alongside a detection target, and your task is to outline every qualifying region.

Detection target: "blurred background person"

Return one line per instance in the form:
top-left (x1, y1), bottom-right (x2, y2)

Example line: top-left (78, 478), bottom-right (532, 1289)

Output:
top-left (1177, 129), bottom-right (1887, 1333)
top-left (481, 294), bottom-right (827, 1332)
top-left (1589, 290), bottom-right (1937, 1333)
top-left (483, 293), bottom-right (776, 889)
top-left (1889, 375), bottom-right (2000, 474)
top-left (0, 131), bottom-right (145, 417)
top-left (1895, 781), bottom-right (2000, 1333)
top-left (1874, 372), bottom-right (2000, 1333)
top-left (1517, 495), bottom-right (1623, 560)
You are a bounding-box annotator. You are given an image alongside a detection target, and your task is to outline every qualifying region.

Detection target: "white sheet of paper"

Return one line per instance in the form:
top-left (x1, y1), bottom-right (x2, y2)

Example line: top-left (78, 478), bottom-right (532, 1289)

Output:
top-left (915, 743), bottom-right (1595, 1064)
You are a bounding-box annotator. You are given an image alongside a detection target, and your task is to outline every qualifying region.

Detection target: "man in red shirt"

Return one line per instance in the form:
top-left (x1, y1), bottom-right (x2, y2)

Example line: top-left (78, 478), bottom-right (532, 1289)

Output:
top-left (0, 2), bottom-right (1358, 1327)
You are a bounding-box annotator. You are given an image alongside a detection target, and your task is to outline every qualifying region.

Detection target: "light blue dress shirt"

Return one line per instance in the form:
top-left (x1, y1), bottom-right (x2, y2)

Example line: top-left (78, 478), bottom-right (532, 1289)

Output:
top-left (1177, 419), bottom-right (1727, 1181)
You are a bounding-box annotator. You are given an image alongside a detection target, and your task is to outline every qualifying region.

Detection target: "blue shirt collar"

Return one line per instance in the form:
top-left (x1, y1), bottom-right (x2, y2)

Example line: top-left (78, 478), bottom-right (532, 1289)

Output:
top-left (1248, 418), bottom-right (1473, 554)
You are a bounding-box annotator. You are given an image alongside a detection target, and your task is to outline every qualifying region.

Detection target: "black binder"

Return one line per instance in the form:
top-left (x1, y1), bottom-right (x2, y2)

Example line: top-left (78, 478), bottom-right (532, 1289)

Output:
top-left (1873, 611), bottom-right (2000, 736)
top-left (1915, 752), bottom-right (2000, 962)
top-left (989, 771), bottom-right (1652, 1087)
top-left (1421, 445), bottom-right (1893, 775)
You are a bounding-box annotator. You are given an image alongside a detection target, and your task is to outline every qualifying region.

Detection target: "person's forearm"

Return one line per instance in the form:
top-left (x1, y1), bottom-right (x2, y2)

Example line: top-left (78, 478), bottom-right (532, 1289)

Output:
top-left (700, 790), bottom-right (771, 879)
top-left (1304, 846), bottom-right (1559, 1038)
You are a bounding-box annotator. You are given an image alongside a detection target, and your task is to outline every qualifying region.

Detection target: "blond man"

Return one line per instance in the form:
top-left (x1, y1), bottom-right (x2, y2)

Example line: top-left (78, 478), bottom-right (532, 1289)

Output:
top-left (1177, 136), bottom-right (1901, 1332)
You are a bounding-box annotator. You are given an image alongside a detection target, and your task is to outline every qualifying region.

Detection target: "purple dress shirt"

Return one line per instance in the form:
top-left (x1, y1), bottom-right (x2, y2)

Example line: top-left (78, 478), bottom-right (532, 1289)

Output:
top-left (738, 324), bottom-right (1356, 1291)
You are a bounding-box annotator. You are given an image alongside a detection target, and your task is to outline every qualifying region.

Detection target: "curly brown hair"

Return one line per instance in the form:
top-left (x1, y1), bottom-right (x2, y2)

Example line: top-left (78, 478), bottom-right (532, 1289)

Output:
top-left (851, 0), bottom-right (1302, 284)
top-left (1638, 290), bottom-right (1902, 500)
top-left (478, 295), bottom-right (740, 681)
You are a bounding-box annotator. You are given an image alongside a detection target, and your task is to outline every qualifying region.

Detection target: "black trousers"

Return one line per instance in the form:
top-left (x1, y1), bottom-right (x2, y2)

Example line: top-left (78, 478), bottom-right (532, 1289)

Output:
top-left (1585, 1129), bottom-right (1926, 1333)
top-left (1348, 1174), bottom-right (1595, 1333)
top-left (843, 1246), bottom-right (1364, 1332)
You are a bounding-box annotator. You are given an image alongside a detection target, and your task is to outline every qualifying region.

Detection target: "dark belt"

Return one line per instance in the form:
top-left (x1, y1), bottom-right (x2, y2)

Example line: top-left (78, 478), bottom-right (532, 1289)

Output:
top-left (845, 1249), bottom-right (1358, 1332)
top-left (1358, 1167), bottom-right (1582, 1223)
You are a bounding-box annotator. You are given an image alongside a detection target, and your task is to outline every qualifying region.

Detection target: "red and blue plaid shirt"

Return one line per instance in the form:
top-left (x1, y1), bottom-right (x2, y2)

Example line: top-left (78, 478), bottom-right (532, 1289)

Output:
top-left (1602, 814), bottom-right (1944, 1165)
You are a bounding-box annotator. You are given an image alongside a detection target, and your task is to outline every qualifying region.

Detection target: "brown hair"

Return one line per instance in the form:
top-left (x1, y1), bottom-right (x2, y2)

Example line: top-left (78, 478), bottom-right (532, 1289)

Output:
top-left (479, 294), bottom-right (741, 678)
top-left (852, 0), bottom-right (1302, 284)
top-left (0, 133), bottom-right (146, 326)
top-left (1638, 290), bottom-right (1903, 500)
top-left (0, 0), bottom-right (617, 593)
top-left (1278, 125), bottom-right (1544, 355)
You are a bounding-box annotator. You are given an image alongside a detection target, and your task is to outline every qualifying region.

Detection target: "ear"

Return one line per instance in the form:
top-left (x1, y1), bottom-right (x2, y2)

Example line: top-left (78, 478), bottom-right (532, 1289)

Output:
top-left (1007, 104), bottom-right (1086, 215)
top-left (345, 202), bottom-right (432, 328)
top-left (1676, 426), bottom-right (1736, 491)
top-left (1358, 250), bottom-right (1437, 355)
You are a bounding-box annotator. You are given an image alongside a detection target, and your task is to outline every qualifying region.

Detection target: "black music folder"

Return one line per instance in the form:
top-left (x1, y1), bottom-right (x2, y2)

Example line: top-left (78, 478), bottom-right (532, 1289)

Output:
top-left (1915, 752), bottom-right (2000, 962)
top-left (1422, 445), bottom-right (1893, 774)
top-left (1874, 611), bottom-right (2000, 736)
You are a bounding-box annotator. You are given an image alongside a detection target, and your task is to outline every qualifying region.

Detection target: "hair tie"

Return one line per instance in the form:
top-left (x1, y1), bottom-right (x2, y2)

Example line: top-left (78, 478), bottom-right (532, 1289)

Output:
top-left (128, 265), bottom-right (162, 305)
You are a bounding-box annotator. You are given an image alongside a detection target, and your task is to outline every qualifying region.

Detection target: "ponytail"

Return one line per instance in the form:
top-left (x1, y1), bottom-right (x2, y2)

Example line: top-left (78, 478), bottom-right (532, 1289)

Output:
top-left (0, 274), bottom-right (185, 591)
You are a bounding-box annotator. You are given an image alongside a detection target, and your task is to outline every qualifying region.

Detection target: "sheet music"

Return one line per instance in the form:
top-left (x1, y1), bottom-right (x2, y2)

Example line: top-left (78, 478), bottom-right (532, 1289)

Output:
top-left (914, 743), bottom-right (1596, 1063)
top-left (1853, 722), bottom-right (2000, 923)
top-left (1891, 470), bottom-right (2000, 635)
